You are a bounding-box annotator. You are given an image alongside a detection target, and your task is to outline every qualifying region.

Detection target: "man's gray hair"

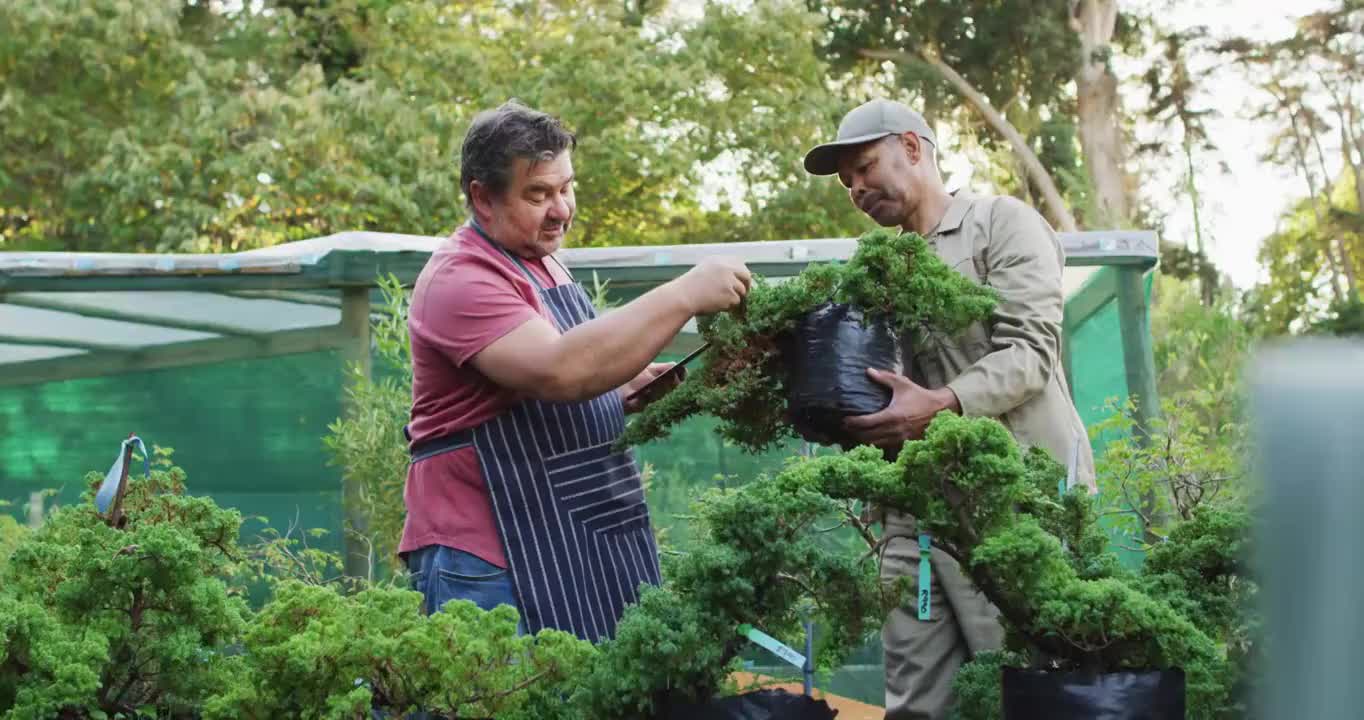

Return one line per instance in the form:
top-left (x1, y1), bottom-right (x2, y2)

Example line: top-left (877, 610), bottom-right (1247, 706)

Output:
top-left (459, 100), bottom-right (577, 209)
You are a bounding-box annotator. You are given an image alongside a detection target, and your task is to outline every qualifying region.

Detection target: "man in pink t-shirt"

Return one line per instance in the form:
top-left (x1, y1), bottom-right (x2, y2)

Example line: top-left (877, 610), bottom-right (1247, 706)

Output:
top-left (399, 100), bottom-right (751, 642)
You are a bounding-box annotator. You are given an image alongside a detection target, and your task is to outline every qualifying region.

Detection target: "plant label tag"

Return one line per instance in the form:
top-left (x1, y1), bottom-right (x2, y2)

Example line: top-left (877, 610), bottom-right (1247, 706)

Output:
top-left (918, 533), bottom-right (932, 621)
top-left (96, 435), bottom-right (147, 513)
top-left (737, 624), bottom-right (807, 669)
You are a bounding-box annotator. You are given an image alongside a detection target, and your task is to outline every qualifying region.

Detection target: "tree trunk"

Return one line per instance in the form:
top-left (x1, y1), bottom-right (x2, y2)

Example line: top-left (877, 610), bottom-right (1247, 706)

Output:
top-left (1070, 0), bottom-right (1129, 227)
top-left (1350, 102), bottom-right (1364, 219)
top-left (1329, 95), bottom-right (1362, 301)
top-left (1306, 115), bottom-right (1356, 296)
top-left (857, 48), bottom-right (1079, 232)
top-left (1183, 139), bottom-right (1215, 306)
top-left (1284, 103), bottom-right (1348, 303)
top-left (1351, 103), bottom-right (1364, 220)
top-left (1339, 100), bottom-right (1364, 293)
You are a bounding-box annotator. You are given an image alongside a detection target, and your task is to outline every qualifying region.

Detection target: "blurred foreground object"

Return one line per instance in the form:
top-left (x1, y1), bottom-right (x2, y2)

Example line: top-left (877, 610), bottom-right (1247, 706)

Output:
top-left (1252, 339), bottom-right (1364, 720)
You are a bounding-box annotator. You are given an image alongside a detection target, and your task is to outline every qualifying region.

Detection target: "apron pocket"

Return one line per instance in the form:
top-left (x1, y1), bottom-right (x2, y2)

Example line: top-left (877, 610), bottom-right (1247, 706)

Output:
top-left (544, 442), bottom-right (648, 536)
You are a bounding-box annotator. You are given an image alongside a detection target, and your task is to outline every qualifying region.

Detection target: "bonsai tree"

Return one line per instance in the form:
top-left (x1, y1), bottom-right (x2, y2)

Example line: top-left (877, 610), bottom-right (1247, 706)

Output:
top-left (0, 459), bottom-right (595, 720)
top-left (204, 582), bottom-right (594, 720)
top-left (618, 228), bottom-right (997, 452)
top-left (0, 458), bottom-right (249, 718)
top-left (204, 467), bottom-right (884, 720)
top-left (564, 472), bottom-right (886, 720)
top-left (766, 413), bottom-right (1246, 719)
top-left (0, 511), bottom-right (23, 574)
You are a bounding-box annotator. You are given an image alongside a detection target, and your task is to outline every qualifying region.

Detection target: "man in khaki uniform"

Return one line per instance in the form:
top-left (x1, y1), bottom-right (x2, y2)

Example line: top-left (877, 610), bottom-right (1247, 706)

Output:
top-left (803, 99), bottom-right (1096, 719)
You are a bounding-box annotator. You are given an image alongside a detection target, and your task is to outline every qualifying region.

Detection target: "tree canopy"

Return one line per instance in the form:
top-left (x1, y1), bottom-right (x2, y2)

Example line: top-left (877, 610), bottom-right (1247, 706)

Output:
top-left (0, 0), bottom-right (869, 253)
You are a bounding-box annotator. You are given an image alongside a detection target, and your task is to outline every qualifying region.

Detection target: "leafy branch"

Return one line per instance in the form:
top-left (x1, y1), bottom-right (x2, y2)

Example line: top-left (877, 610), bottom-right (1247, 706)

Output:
top-left (618, 228), bottom-right (997, 452)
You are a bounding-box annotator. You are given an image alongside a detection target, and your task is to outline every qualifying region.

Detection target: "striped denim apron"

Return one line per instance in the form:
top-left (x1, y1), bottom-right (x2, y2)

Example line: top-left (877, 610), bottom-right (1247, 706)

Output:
top-left (409, 223), bottom-right (662, 642)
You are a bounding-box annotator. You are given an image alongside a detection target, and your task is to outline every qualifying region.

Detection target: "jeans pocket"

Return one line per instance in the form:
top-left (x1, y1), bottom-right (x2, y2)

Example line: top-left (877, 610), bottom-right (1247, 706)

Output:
top-left (436, 565), bottom-right (507, 583)
top-left (434, 569), bottom-right (518, 616)
top-left (429, 549), bottom-right (518, 616)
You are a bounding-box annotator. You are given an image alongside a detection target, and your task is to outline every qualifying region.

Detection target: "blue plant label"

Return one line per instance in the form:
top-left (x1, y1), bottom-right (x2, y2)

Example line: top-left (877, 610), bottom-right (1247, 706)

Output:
top-left (737, 623), bottom-right (806, 669)
top-left (96, 436), bottom-right (148, 513)
top-left (918, 533), bottom-right (932, 621)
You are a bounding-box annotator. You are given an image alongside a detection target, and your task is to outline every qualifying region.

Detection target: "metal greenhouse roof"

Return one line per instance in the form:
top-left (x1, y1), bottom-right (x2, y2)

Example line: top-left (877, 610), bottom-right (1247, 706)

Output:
top-left (0, 229), bottom-right (1157, 389)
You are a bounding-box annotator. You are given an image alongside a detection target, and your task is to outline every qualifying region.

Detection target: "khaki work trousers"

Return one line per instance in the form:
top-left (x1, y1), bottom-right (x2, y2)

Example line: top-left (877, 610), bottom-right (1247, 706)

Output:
top-left (880, 512), bottom-right (1003, 720)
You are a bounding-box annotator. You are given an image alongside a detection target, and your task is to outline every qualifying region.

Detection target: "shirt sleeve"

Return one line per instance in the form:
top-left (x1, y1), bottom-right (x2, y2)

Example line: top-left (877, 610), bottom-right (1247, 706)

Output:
top-left (411, 253), bottom-right (544, 368)
top-left (946, 197), bottom-right (1065, 418)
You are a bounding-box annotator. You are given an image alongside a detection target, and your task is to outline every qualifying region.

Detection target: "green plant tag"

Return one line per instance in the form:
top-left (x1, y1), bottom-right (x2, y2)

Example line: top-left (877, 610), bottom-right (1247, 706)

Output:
top-left (737, 623), bottom-right (807, 669)
top-left (918, 533), bottom-right (932, 621)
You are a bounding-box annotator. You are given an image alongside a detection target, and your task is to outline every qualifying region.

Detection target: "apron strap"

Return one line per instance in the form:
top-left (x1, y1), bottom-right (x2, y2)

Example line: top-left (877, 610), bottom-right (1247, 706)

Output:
top-left (469, 220), bottom-right (550, 293)
top-left (409, 428), bottom-right (475, 462)
top-left (545, 252), bottom-right (574, 283)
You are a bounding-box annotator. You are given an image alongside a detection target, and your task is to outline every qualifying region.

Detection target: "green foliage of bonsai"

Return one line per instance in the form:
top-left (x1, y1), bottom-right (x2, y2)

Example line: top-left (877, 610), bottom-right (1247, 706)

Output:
top-left (206, 464), bottom-right (885, 720)
top-left (0, 446), bottom-right (891, 719)
top-left (949, 650), bottom-right (1027, 720)
top-left (618, 228), bottom-right (998, 452)
top-left (0, 513), bottom-right (23, 575)
top-left (204, 582), bottom-right (594, 720)
top-left (0, 459), bottom-right (249, 718)
top-left (1138, 506), bottom-right (1258, 718)
top-left (767, 413), bottom-right (1242, 719)
top-left (565, 477), bottom-right (884, 719)
top-left (0, 458), bottom-right (599, 720)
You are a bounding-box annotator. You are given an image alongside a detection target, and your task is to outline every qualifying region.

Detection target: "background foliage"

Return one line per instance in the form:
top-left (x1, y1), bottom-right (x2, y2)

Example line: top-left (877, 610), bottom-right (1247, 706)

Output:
top-left (0, 0), bottom-right (869, 253)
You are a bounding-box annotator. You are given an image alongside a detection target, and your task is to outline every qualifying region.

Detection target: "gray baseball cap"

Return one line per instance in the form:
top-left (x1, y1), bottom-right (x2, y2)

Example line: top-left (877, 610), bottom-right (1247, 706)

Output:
top-left (803, 99), bottom-right (937, 176)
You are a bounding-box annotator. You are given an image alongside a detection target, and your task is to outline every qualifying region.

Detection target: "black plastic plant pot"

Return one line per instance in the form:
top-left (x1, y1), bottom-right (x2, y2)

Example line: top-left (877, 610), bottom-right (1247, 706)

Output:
top-left (784, 301), bottom-right (903, 447)
top-left (1001, 667), bottom-right (1186, 720)
top-left (655, 689), bottom-right (838, 720)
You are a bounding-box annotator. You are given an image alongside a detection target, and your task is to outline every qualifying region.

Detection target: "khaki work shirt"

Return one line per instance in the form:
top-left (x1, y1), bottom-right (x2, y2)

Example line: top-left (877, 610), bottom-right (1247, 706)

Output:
top-left (885, 190), bottom-right (1096, 536)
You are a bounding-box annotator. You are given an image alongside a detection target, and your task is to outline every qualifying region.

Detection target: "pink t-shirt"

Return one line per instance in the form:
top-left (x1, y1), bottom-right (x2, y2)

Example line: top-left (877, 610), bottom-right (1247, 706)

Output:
top-left (398, 225), bottom-right (573, 567)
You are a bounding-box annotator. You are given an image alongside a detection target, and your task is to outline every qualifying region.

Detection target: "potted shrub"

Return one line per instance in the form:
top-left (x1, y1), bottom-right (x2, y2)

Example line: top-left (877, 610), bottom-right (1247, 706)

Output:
top-left (0, 457), bottom-right (595, 720)
top-left (562, 467), bottom-right (887, 720)
top-left (617, 228), bottom-right (997, 452)
top-left (766, 413), bottom-right (1251, 720)
top-left (204, 582), bottom-right (593, 720)
top-left (0, 456), bottom-right (250, 717)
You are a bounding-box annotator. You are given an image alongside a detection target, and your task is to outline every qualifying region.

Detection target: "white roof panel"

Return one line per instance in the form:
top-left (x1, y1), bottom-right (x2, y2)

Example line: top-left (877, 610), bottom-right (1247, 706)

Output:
top-left (235, 231), bottom-right (443, 258)
top-left (0, 305), bottom-right (215, 349)
top-left (0, 344), bottom-right (85, 364)
top-left (6, 291), bottom-right (340, 334)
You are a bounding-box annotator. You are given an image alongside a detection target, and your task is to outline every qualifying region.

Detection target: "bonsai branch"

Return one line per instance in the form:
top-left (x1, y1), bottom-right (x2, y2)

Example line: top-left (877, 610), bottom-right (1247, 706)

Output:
top-left (843, 503), bottom-right (880, 551)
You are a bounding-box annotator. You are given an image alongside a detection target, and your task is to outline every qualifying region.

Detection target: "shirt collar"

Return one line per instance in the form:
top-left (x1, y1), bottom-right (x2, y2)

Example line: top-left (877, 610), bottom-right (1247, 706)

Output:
top-left (928, 189), bottom-right (975, 237)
